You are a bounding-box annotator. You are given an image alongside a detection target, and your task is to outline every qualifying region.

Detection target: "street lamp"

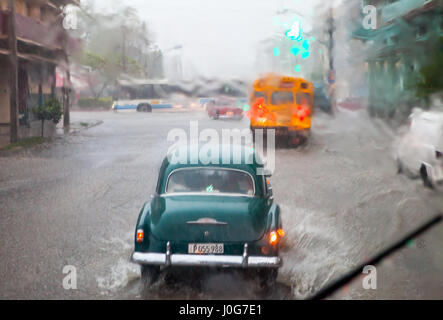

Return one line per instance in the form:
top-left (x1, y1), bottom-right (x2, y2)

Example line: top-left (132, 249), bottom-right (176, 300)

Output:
top-left (161, 44), bottom-right (184, 80)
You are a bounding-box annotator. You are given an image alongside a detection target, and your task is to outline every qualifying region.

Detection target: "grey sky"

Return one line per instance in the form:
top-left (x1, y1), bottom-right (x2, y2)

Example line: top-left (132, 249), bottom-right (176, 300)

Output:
top-left (93, 0), bottom-right (334, 79)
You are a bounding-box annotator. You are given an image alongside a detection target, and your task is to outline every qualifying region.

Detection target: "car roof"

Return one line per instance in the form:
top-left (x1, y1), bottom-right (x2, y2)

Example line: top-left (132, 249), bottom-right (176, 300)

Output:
top-left (164, 143), bottom-right (264, 169)
top-left (156, 144), bottom-right (266, 194)
top-left (409, 109), bottom-right (443, 145)
top-left (411, 108), bottom-right (443, 122)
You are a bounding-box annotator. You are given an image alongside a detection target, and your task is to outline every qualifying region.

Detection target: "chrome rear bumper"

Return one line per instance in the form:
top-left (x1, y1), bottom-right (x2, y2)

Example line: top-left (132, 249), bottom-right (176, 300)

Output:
top-left (131, 242), bottom-right (282, 268)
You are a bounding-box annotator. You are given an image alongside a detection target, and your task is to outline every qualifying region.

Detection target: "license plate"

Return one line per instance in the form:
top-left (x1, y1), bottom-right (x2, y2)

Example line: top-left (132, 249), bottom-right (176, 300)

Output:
top-left (188, 243), bottom-right (224, 254)
top-left (226, 111), bottom-right (234, 116)
top-left (275, 128), bottom-right (288, 135)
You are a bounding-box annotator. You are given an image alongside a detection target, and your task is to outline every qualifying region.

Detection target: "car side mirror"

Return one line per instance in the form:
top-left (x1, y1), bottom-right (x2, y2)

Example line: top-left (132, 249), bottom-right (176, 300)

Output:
top-left (266, 188), bottom-right (274, 206)
top-left (265, 177), bottom-right (274, 204)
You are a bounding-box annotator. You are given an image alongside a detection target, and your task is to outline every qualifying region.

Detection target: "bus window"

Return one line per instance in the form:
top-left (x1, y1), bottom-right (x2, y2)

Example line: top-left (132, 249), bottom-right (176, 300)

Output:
top-left (271, 91), bottom-right (294, 104)
top-left (296, 92), bottom-right (313, 106)
top-left (254, 91), bottom-right (267, 102)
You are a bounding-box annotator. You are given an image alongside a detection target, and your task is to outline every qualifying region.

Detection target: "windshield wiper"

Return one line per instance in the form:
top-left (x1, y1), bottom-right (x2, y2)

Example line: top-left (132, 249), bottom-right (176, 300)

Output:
top-left (309, 213), bottom-right (443, 300)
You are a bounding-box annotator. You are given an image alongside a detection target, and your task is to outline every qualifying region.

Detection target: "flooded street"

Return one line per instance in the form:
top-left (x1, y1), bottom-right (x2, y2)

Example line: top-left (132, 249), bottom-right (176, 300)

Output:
top-left (0, 109), bottom-right (441, 299)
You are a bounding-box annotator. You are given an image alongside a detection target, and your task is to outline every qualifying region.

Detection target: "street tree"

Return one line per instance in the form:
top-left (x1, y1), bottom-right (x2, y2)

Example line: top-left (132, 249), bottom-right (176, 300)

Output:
top-left (71, 1), bottom-right (164, 100)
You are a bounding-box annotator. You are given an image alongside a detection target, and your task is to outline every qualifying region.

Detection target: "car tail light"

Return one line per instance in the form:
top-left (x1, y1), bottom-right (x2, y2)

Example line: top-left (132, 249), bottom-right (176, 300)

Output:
top-left (277, 228), bottom-right (285, 237)
top-left (436, 150), bottom-right (442, 159)
top-left (269, 231), bottom-right (279, 246)
top-left (136, 229), bottom-right (144, 243)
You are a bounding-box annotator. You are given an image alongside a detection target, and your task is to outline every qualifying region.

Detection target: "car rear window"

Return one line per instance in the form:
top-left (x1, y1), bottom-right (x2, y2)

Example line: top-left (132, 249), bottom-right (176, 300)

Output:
top-left (166, 168), bottom-right (255, 195)
top-left (217, 99), bottom-right (232, 106)
top-left (254, 91), bottom-right (267, 103)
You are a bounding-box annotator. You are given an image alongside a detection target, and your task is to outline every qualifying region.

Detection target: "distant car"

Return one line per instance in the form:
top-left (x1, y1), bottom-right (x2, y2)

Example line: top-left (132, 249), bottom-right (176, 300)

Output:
top-left (200, 97), bottom-right (215, 108)
top-left (131, 144), bottom-right (283, 287)
top-left (206, 97), bottom-right (244, 120)
top-left (396, 108), bottom-right (443, 190)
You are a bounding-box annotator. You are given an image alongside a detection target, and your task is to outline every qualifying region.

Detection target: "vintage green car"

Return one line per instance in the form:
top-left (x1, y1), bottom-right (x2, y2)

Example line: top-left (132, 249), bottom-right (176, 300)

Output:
top-left (131, 144), bottom-right (283, 286)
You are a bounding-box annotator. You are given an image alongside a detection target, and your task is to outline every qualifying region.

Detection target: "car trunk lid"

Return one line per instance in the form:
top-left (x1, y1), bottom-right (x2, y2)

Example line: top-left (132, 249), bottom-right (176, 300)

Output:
top-left (150, 195), bottom-right (268, 242)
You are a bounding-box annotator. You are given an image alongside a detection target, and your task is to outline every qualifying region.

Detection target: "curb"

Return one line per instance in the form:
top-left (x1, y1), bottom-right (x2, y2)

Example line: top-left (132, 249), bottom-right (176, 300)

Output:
top-left (57, 120), bottom-right (104, 135)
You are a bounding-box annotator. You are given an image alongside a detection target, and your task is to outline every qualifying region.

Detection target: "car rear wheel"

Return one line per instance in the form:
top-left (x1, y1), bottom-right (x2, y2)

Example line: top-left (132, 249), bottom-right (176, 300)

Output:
top-left (257, 268), bottom-right (278, 290)
top-left (420, 165), bottom-right (434, 189)
top-left (141, 265), bottom-right (160, 285)
top-left (396, 158), bottom-right (403, 174)
top-left (288, 134), bottom-right (306, 148)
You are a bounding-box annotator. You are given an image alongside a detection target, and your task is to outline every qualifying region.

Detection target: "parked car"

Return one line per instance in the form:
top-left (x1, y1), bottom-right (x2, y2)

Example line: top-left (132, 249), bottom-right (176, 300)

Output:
top-left (131, 144), bottom-right (283, 287)
top-left (396, 108), bottom-right (443, 190)
top-left (206, 97), bottom-right (244, 120)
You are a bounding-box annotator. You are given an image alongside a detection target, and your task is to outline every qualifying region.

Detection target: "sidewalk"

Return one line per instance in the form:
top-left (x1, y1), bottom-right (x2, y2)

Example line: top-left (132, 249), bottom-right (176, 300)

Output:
top-left (0, 119), bottom-right (104, 155)
top-left (337, 99), bottom-right (365, 111)
top-left (0, 135), bottom-right (9, 149)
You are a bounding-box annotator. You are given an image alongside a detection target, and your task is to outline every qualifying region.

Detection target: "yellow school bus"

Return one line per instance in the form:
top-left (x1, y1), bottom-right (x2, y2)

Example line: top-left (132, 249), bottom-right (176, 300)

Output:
top-left (248, 74), bottom-right (314, 145)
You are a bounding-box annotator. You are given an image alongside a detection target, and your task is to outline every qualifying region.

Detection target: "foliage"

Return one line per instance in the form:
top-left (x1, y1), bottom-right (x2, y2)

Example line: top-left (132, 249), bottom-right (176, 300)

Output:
top-left (77, 97), bottom-right (113, 109)
top-left (32, 99), bottom-right (63, 124)
top-left (415, 38), bottom-right (443, 103)
top-left (72, 0), bottom-right (164, 93)
top-left (2, 137), bottom-right (46, 151)
top-left (32, 99), bottom-right (63, 137)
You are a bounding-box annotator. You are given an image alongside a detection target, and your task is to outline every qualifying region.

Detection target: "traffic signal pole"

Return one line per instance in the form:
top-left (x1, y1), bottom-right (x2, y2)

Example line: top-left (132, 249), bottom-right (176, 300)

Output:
top-left (326, 8), bottom-right (337, 113)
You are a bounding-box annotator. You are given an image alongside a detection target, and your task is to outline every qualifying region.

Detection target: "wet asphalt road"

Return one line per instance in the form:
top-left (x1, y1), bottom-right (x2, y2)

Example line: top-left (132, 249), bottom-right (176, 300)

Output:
top-left (0, 109), bottom-right (442, 300)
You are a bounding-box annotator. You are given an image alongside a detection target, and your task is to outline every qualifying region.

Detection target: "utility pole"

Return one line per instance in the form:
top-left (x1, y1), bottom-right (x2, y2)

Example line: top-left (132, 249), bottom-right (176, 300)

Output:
top-left (327, 9), bottom-right (335, 73)
top-left (8, 0), bottom-right (19, 143)
top-left (326, 7), bottom-right (337, 112)
top-left (62, 10), bottom-right (71, 128)
top-left (122, 25), bottom-right (126, 73)
top-left (62, 62), bottom-right (71, 128)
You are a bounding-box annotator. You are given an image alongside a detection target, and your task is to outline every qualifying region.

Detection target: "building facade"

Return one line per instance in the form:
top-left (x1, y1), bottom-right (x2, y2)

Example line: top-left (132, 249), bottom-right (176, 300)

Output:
top-left (311, 0), bottom-right (369, 107)
top-left (353, 0), bottom-right (443, 119)
top-left (0, 0), bottom-right (79, 143)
